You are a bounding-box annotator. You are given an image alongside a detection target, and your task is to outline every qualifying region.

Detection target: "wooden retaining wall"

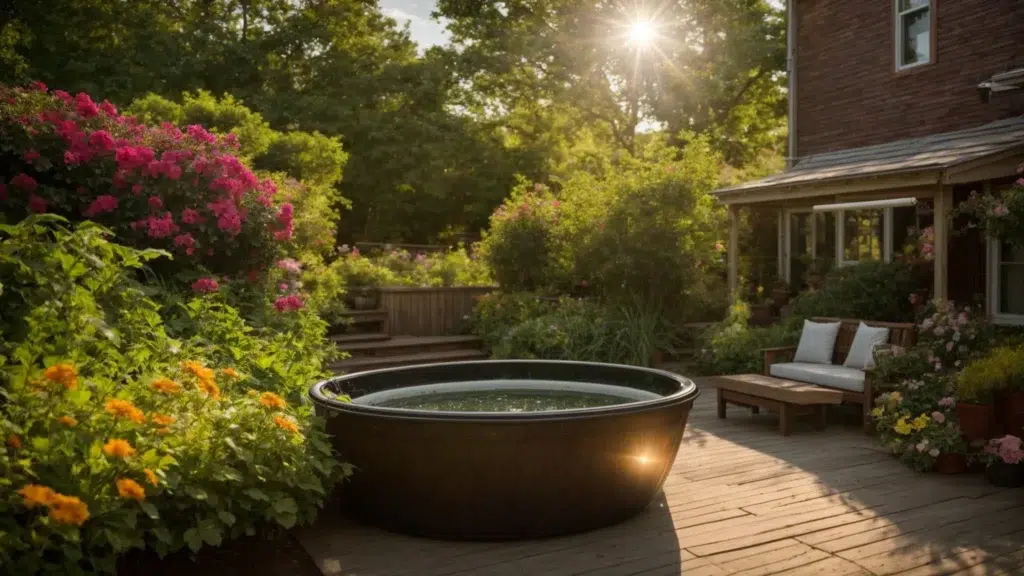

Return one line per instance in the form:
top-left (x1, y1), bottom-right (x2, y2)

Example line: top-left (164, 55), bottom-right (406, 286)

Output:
top-left (379, 286), bottom-right (496, 337)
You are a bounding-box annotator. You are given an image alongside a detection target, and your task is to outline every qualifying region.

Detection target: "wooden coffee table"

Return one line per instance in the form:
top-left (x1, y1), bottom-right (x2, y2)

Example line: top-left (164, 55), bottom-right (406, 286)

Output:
top-left (710, 374), bottom-right (844, 436)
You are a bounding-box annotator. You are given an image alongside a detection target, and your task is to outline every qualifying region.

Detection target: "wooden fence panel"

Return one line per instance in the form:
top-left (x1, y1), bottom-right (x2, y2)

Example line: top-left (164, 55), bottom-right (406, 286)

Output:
top-left (379, 286), bottom-right (496, 337)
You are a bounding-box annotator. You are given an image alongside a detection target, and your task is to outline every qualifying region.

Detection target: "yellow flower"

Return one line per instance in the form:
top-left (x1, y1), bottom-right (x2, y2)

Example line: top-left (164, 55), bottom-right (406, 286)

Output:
top-left (116, 478), bottom-right (146, 501)
top-left (103, 438), bottom-right (135, 459)
top-left (894, 418), bottom-right (913, 435)
top-left (259, 392), bottom-right (287, 410)
top-left (48, 494), bottom-right (90, 525)
top-left (105, 399), bottom-right (145, 424)
top-left (222, 368), bottom-right (240, 379)
top-left (888, 392), bottom-right (902, 405)
top-left (151, 413), bottom-right (175, 427)
top-left (273, 415), bottom-right (300, 434)
top-left (6, 434), bottom-right (21, 449)
top-left (42, 363), bottom-right (78, 390)
top-left (912, 414), bottom-right (931, 431)
top-left (143, 468), bottom-right (159, 487)
top-left (151, 377), bottom-right (181, 395)
top-left (18, 484), bottom-right (56, 508)
top-left (58, 415), bottom-right (78, 427)
top-left (871, 407), bottom-right (884, 418)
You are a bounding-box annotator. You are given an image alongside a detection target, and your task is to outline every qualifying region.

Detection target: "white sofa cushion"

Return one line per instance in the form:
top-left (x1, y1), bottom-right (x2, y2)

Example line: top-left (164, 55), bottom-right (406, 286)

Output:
top-left (792, 320), bottom-right (841, 365)
top-left (843, 322), bottom-right (890, 370)
top-left (769, 362), bottom-right (865, 393)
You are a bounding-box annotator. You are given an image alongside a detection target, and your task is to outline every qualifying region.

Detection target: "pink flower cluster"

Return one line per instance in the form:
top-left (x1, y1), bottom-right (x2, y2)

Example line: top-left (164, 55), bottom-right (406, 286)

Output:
top-left (0, 82), bottom-right (296, 283)
top-left (274, 293), bottom-right (305, 312)
top-left (191, 277), bottom-right (220, 294)
top-left (986, 435), bottom-right (1024, 465)
top-left (275, 258), bottom-right (302, 275)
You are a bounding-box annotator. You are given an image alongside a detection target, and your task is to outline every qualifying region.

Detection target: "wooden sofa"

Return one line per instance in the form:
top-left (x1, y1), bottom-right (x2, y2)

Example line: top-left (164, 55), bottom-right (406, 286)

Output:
top-left (761, 317), bottom-right (917, 431)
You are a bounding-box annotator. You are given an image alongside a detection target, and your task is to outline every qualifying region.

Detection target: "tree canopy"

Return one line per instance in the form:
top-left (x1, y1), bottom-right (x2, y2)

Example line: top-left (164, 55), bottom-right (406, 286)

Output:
top-left (0, 0), bottom-right (787, 243)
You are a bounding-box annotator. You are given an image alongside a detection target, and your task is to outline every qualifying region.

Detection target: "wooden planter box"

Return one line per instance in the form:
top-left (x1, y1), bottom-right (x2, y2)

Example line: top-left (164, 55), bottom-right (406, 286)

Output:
top-left (379, 286), bottom-right (496, 337)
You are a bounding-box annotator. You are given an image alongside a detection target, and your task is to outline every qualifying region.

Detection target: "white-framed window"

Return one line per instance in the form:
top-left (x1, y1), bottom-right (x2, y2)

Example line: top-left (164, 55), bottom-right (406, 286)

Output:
top-left (895, 0), bottom-right (932, 70)
top-left (988, 238), bottom-right (1024, 325)
top-left (783, 207), bottom-right (896, 283)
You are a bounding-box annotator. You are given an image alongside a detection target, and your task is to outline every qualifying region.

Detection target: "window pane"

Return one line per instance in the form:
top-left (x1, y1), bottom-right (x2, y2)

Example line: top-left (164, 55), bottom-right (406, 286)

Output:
top-left (843, 210), bottom-right (884, 262)
top-left (899, 0), bottom-right (928, 12)
top-left (1000, 243), bottom-right (1024, 315)
top-left (814, 212), bottom-right (836, 270)
top-left (900, 8), bottom-right (930, 66)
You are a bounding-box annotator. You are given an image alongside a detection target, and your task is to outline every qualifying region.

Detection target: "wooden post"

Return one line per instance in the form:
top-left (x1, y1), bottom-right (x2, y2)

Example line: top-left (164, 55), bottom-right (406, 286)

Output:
top-left (728, 205), bottom-right (740, 297)
top-left (933, 185), bottom-right (951, 300)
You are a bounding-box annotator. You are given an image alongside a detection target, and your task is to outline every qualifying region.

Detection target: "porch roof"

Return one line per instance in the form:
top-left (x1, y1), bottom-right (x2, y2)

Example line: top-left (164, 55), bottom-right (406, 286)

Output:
top-left (715, 116), bottom-right (1024, 204)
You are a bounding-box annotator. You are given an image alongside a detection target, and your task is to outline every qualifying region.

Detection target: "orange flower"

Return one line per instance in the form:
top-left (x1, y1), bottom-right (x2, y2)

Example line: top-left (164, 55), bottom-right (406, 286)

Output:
top-left (6, 434), bottom-right (21, 449)
top-left (58, 415), bottom-right (78, 427)
top-left (116, 478), bottom-right (146, 501)
top-left (197, 379), bottom-right (220, 399)
top-left (183, 361), bottom-right (215, 384)
top-left (151, 377), bottom-right (181, 395)
top-left (49, 494), bottom-right (90, 525)
top-left (18, 484), bottom-right (56, 508)
top-left (105, 399), bottom-right (145, 424)
top-left (259, 392), bottom-right (287, 410)
top-left (143, 468), bottom-right (159, 487)
top-left (103, 439), bottom-right (135, 459)
top-left (151, 413), bottom-right (175, 427)
top-left (273, 415), bottom-right (300, 434)
top-left (42, 363), bottom-right (78, 389)
top-left (154, 427), bottom-right (171, 435)
top-left (221, 368), bottom-right (240, 379)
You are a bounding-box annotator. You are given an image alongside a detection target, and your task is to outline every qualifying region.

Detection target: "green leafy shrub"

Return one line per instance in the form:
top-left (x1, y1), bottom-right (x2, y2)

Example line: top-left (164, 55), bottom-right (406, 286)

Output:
top-left (790, 260), bottom-right (923, 322)
top-left (332, 249), bottom-right (400, 288)
top-left (469, 291), bottom-right (558, 351)
top-left (957, 345), bottom-right (1024, 404)
top-left (916, 298), bottom-right (990, 374)
top-left (955, 178), bottom-right (1024, 248)
top-left (872, 346), bottom-right (935, 392)
top-left (691, 302), bottom-right (801, 376)
top-left (488, 298), bottom-right (679, 367)
top-left (0, 216), bottom-right (343, 573)
top-left (478, 180), bottom-right (565, 292)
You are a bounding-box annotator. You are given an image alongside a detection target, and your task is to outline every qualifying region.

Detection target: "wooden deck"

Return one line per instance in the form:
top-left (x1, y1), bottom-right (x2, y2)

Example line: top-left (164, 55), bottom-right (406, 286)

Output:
top-left (296, 379), bottom-right (1024, 576)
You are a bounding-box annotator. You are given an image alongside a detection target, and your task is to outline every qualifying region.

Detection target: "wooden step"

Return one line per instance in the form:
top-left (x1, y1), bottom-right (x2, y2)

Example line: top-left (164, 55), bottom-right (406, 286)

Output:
top-left (329, 349), bottom-right (488, 373)
top-left (328, 332), bottom-right (391, 345)
top-left (337, 335), bottom-right (481, 356)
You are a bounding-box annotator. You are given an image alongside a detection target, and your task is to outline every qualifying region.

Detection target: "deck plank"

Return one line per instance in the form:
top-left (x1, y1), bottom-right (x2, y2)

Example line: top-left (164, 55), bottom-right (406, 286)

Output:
top-left (296, 378), bottom-right (1024, 576)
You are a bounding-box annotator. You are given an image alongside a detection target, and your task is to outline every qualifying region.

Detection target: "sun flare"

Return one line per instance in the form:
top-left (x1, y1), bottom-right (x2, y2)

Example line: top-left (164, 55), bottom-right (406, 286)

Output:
top-left (628, 20), bottom-right (656, 48)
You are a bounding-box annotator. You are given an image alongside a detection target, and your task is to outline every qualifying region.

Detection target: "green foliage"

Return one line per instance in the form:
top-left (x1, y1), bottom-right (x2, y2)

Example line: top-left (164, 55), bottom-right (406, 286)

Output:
top-left (957, 345), bottom-right (1024, 404)
top-left (691, 302), bottom-right (801, 376)
top-left (872, 346), bottom-right (935, 392)
top-left (486, 298), bottom-right (680, 367)
top-left (480, 138), bottom-right (727, 321)
top-left (0, 216), bottom-right (343, 573)
top-left (790, 261), bottom-right (923, 322)
top-left (479, 180), bottom-right (565, 292)
top-left (872, 377), bottom-right (964, 471)
top-left (469, 291), bottom-right (559, 351)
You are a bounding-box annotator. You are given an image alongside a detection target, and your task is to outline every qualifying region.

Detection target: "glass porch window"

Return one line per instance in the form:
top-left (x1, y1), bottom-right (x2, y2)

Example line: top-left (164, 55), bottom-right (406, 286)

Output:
top-left (999, 242), bottom-right (1024, 316)
top-left (842, 209), bottom-right (885, 264)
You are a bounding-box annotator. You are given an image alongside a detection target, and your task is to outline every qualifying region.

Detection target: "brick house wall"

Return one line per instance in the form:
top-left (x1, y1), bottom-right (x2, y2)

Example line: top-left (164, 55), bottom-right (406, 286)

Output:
top-left (795, 0), bottom-right (1024, 158)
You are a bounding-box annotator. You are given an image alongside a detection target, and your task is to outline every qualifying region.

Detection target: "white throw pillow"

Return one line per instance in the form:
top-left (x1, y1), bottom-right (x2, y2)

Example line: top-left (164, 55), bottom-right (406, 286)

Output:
top-left (792, 320), bottom-right (841, 365)
top-left (843, 322), bottom-right (891, 370)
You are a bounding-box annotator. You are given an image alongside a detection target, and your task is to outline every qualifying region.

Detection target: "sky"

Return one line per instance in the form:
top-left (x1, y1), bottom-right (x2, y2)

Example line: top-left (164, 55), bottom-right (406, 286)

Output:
top-left (379, 0), bottom-right (450, 50)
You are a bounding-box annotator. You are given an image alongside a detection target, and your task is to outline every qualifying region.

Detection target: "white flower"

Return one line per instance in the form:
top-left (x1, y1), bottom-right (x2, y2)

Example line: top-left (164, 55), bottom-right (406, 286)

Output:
top-left (929, 448), bottom-right (940, 457)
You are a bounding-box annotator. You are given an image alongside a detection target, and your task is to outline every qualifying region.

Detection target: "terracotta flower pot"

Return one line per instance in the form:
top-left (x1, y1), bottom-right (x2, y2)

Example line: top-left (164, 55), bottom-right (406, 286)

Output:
top-left (956, 401), bottom-right (996, 442)
top-left (985, 461), bottom-right (1024, 488)
top-left (997, 390), bottom-right (1024, 436)
top-left (935, 453), bottom-right (968, 474)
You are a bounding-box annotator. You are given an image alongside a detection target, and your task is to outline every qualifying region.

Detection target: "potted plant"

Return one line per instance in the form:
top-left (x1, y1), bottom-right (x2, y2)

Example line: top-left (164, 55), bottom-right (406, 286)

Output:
top-left (339, 254), bottom-right (396, 310)
top-left (929, 423), bottom-right (969, 474)
top-left (955, 353), bottom-right (1000, 442)
top-left (982, 435), bottom-right (1024, 487)
top-left (995, 345), bottom-right (1024, 435)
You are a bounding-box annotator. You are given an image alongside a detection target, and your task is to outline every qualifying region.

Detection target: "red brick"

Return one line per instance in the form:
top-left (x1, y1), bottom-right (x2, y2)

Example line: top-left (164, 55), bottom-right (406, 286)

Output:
top-left (795, 0), bottom-right (1024, 158)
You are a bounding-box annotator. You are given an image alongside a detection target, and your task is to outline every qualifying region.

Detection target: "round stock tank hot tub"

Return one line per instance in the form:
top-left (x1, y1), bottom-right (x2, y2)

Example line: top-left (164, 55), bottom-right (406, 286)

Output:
top-left (308, 360), bottom-right (699, 540)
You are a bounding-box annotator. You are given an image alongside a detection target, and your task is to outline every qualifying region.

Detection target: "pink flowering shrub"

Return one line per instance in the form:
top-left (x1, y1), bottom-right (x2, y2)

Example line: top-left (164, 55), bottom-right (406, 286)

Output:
top-left (985, 435), bottom-right (1024, 465)
top-left (956, 170), bottom-right (1024, 248)
top-left (480, 182), bottom-right (567, 292)
top-left (0, 83), bottom-right (293, 282)
top-left (917, 298), bottom-right (988, 373)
